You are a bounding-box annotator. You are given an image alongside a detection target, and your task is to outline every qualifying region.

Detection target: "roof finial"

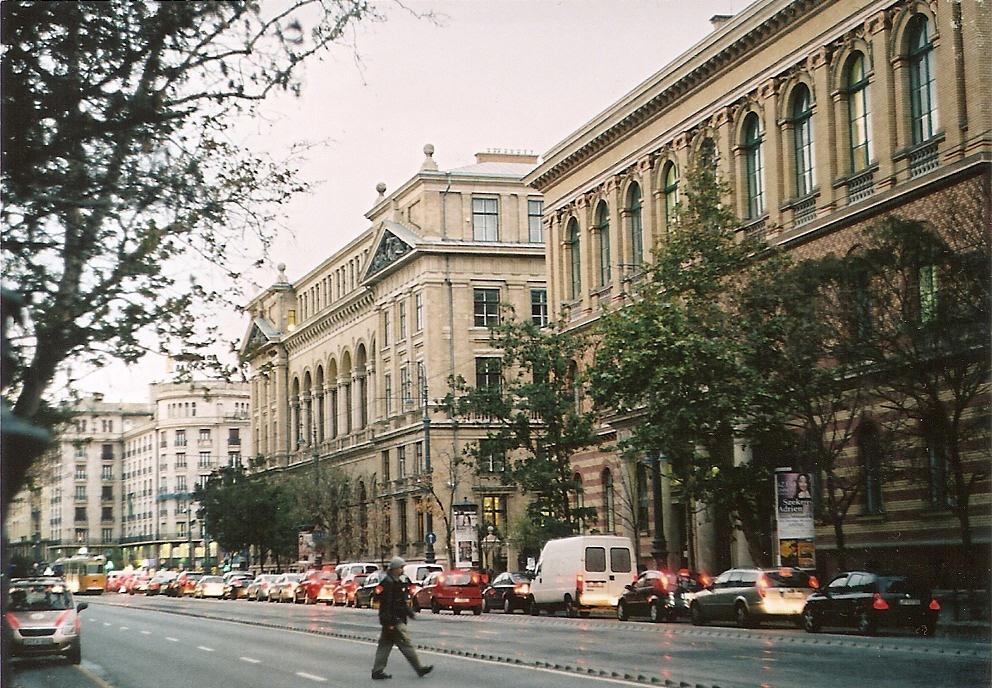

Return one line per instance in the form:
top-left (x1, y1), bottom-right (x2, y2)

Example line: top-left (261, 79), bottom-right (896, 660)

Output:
top-left (276, 263), bottom-right (288, 283)
top-left (376, 182), bottom-right (387, 202)
top-left (421, 143), bottom-right (438, 171)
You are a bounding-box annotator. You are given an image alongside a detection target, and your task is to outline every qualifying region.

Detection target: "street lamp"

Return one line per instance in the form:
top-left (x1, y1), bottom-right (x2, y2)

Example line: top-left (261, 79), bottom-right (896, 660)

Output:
top-left (422, 383), bottom-right (435, 564)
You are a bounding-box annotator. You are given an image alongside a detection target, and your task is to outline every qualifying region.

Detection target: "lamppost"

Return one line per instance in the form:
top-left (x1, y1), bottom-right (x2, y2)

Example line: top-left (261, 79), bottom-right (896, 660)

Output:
top-left (648, 454), bottom-right (669, 569)
top-left (422, 383), bottom-right (435, 564)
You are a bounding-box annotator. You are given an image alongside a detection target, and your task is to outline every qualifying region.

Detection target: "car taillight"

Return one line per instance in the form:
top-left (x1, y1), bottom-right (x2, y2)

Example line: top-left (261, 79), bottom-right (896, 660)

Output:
top-left (576, 574), bottom-right (584, 593)
top-left (756, 575), bottom-right (769, 598)
top-left (929, 598), bottom-right (940, 611)
top-left (514, 583), bottom-right (529, 594)
top-left (471, 574), bottom-right (479, 585)
top-left (437, 575), bottom-right (445, 584)
top-left (808, 576), bottom-right (819, 589)
top-left (5, 612), bottom-right (21, 630)
top-left (872, 593), bottom-right (889, 610)
top-left (374, 585), bottom-right (383, 595)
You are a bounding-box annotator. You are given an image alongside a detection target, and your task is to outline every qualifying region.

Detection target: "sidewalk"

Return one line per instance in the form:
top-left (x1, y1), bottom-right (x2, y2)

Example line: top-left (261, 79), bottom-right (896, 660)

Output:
top-left (936, 589), bottom-right (991, 640)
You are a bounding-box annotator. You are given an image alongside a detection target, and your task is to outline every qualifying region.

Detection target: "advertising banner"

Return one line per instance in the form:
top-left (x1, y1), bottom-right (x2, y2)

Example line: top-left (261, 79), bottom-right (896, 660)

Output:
top-left (298, 531), bottom-right (315, 565)
top-left (775, 471), bottom-right (815, 568)
top-left (453, 503), bottom-right (479, 568)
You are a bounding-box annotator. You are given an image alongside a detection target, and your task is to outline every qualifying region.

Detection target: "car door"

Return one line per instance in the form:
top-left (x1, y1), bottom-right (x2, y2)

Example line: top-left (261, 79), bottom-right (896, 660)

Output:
top-left (821, 574), bottom-right (849, 626)
top-left (847, 573), bottom-right (875, 627)
top-left (626, 572), bottom-right (650, 615)
top-left (715, 571), bottom-right (743, 621)
top-left (487, 573), bottom-right (509, 607)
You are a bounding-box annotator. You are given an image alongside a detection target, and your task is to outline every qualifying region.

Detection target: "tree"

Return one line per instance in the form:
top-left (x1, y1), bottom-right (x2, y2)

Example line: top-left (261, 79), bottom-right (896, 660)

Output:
top-left (443, 317), bottom-right (599, 539)
top-left (415, 446), bottom-right (467, 568)
top-left (588, 153), bottom-right (782, 565)
top-left (1, 1), bottom-right (381, 514)
top-left (289, 464), bottom-right (358, 565)
top-left (853, 215), bottom-right (990, 591)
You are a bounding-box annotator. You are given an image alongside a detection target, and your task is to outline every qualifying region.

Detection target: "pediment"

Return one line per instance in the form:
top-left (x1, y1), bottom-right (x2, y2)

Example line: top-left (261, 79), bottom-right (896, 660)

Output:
top-left (365, 226), bottom-right (416, 280)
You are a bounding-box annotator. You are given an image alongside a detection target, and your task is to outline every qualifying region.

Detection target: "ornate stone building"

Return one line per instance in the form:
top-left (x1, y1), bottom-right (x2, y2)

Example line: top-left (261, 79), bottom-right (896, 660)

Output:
top-left (526, 0), bottom-right (989, 578)
top-left (241, 146), bottom-right (547, 569)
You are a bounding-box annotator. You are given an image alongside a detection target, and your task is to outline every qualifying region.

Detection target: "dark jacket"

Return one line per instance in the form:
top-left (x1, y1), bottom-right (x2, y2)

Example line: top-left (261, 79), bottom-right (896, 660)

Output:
top-left (378, 573), bottom-right (414, 626)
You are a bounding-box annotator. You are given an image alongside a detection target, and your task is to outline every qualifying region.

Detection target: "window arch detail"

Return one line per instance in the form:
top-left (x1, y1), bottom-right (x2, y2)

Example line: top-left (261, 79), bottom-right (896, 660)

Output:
top-left (595, 201), bottom-right (611, 287)
top-left (566, 218), bottom-right (581, 300)
top-left (626, 183), bottom-right (643, 267)
top-left (790, 84), bottom-right (815, 197)
top-left (740, 112), bottom-right (765, 218)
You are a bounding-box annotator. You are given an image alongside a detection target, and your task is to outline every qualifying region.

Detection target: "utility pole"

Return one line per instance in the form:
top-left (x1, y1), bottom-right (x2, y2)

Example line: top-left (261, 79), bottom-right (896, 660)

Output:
top-left (422, 382), bottom-right (435, 564)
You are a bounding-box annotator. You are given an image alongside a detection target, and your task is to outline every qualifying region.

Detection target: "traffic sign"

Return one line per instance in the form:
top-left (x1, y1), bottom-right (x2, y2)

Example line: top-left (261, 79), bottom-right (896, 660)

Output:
top-left (426, 532), bottom-right (437, 545)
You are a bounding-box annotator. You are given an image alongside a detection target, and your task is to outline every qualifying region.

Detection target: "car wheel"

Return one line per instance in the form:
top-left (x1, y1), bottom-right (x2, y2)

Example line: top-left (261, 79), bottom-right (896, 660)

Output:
top-left (649, 601), bottom-right (665, 624)
top-left (563, 595), bottom-right (578, 618)
top-left (690, 603), bottom-right (706, 626)
top-left (528, 596), bottom-right (539, 616)
top-left (431, 599), bottom-right (440, 615)
top-left (856, 611), bottom-right (875, 636)
top-left (616, 600), bottom-right (629, 622)
top-left (503, 597), bottom-right (514, 614)
top-left (482, 597), bottom-right (490, 613)
top-left (473, 607), bottom-right (482, 616)
top-left (735, 603), bottom-right (756, 628)
top-left (802, 607), bottom-right (820, 633)
top-left (68, 642), bottom-right (82, 665)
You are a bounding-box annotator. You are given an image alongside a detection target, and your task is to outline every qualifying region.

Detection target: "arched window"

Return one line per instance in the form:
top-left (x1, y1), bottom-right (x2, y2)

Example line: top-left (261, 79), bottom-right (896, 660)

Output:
top-left (742, 112), bottom-right (765, 218)
top-left (601, 468), bottom-right (615, 532)
top-left (627, 184), bottom-right (643, 266)
top-left (662, 162), bottom-right (679, 229)
top-left (907, 15), bottom-right (937, 144)
top-left (596, 201), bottom-right (611, 286)
top-left (567, 218), bottom-right (581, 300)
top-left (791, 85), bottom-right (815, 197)
top-left (846, 53), bottom-right (873, 173)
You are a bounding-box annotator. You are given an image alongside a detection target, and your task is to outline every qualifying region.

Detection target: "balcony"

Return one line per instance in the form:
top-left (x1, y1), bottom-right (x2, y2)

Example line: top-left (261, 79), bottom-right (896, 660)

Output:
top-left (197, 438), bottom-right (212, 447)
top-left (908, 140), bottom-right (939, 178)
top-left (739, 216), bottom-right (768, 241)
top-left (846, 169), bottom-right (875, 204)
top-left (791, 195), bottom-right (817, 228)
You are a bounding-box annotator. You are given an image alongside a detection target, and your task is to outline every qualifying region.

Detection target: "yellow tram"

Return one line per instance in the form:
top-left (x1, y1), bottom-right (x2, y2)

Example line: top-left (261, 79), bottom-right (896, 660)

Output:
top-left (53, 552), bottom-right (107, 595)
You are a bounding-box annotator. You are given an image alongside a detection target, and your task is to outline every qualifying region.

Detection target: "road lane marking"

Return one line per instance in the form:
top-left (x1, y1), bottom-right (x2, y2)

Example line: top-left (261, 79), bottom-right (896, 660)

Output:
top-left (140, 630), bottom-right (151, 635)
top-left (103, 622), bottom-right (111, 626)
top-left (75, 662), bottom-right (116, 688)
top-left (165, 637), bottom-right (179, 642)
top-left (197, 645), bottom-right (215, 652)
top-left (119, 626), bottom-right (128, 631)
top-left (295, 672), bottom-right (326, 682)
top-left (240, 657), bottom-right (261, 664)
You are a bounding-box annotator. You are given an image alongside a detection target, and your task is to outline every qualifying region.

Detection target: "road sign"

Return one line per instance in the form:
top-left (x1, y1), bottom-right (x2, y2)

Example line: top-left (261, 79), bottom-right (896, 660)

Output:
top-left (426, 532), bottom-right (437, 545)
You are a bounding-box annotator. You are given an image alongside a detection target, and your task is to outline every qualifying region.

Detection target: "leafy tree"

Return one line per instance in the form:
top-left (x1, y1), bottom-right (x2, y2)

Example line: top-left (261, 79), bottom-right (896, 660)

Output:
top-left (288, 464), bottom-right (358, 564)
top-left (443, 317), bottom-right (599, 539)
top-left (853, 214), bottom-right (990, 590)
top-left (1, 0), bottom-right (380, 514)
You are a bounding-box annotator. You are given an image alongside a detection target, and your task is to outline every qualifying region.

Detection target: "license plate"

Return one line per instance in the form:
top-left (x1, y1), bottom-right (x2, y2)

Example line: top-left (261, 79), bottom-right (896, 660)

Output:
top-left (899, 599), bottom-right (921, 606)
top-left (23, 637), bottom-right (54, 646)
top-left (585, 581), bottom-right (605, 588)
top-left (454, 597), bottom-right (469, 603)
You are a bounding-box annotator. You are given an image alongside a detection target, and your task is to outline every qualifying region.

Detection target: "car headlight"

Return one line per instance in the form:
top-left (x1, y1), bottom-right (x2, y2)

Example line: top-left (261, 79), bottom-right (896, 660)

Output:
top-left (60, 622), bottom-right (77, 636)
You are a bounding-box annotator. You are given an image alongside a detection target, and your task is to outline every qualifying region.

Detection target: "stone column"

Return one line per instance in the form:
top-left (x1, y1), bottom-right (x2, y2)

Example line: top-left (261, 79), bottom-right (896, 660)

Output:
top-left (810, 46), bottom-right (838, 213)
top-left (868, 11), bottom-right (898, 190)
top-left (607, 175), bottom-right (623, 297)
top-left (301, 391), bottom-right (312, 446)
top-left (290, 397), bottom-right (300, 451)
top-left (693, 500), bottom-right (718, 574)
top-left (338, 376), bottom-right (350, 436)
top-left (759, 78), bottom-right (784, 226)
top-left (274, 352), bottom-right (289, 461)
top-left (577, 194), bottom-right (593, 314)
top-left (732, 433), bottom-right (755, 567)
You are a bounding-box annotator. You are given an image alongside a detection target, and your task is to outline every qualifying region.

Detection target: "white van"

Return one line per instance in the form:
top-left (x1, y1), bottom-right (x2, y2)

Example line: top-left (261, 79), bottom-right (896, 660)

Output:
top-left (528, 535), bottom-right (636, 616)
top-left (403, 563), bottom-right (443, 584)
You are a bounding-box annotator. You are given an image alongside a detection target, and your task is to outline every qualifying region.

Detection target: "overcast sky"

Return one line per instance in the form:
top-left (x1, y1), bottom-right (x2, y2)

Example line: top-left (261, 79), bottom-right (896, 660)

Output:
top-left (74, 0), bottom-right (742, 403)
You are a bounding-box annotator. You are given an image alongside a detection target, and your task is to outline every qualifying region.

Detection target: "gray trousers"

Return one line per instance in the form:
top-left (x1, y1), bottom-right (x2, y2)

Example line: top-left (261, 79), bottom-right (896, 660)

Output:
top-left (372, 622), bottom-right (423, 674)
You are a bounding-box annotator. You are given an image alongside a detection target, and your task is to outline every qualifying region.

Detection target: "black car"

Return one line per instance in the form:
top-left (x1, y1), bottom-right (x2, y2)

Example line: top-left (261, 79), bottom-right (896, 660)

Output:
top-left (482, 572), bottom-right (532, 613)
top-left (354, 570), bottom-right (387, 609)
top-left (617, 570), bottom-right (706, 623)
top-left (802, 571), bottom-right (939, 636)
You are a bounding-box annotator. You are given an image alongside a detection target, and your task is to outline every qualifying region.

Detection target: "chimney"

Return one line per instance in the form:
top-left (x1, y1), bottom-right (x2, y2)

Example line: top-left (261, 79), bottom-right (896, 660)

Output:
top-left (710, 14), bottom-right (733, 31)
top-left (474, 148), bottom-right (539, 165)
top-left (92, 392), bottom-right (104, 403)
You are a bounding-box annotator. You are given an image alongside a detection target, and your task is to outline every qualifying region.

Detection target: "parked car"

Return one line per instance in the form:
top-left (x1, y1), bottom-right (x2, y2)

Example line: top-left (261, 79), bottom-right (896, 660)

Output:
top-left (413, 569), bottom-right (483, 615)
top-left (334, 573), bottom-right (367, 606)
top-left (6, 577), bottom-right (88, 664)
top-left (802, 571), bottom-right (939, 636)
top-left (335, 562), bottom-right (380, 579)
top-left (482, 572), bottom-right (532, 614)
top-left (690, 567), bottom-right (816, 628)
top-left (245, 574), bottom-right (280, 602)
top-left (403, 563), bottom-right (443, 585)
top-left (296, 570), bottom-right (339, 605)
top-left (105, 572), bottom-right (128, 593)
top-left (617, 570), bottom-right (682, 623)
top-left (354, 570), bottom-right (388, 609)
top-left (223, 572), bottom-right (253, 600)
top-left (175, 572), bottom-right (205, 597)
top-left (126, 573), bottom-right (151, 596)
top-left (146, 571), bottom-right (178, 596)
top-left (267, 573), bottom-right (303, 603)
top-left (193, 575), bottom-right (226, 599)
top-left (529, 535), bottom-right (635, 617)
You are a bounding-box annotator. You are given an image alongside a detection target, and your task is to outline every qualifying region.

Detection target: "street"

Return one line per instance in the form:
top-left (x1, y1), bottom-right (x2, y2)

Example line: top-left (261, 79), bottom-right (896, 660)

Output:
top-left (9, 595), bottom-right (989, 688)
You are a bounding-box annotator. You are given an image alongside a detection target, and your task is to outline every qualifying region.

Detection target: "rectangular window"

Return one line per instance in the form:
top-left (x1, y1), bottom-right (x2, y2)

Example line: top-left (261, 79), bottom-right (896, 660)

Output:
top-left (414, 498), bottom-right (426, 542)
top-left (397, 446), bottom-right (407, 479)
top-left (475, 357), bottom-right (502, 390)
top-left (175, 453), bottom-right (186, 468)
top-left (478, 439), bottom-right (506, 473)
top-left (198, 452), bottom-right (211, 468)
top-left (585, 547), bottom-right (607, 572)
top-left (75, 465), bottom-right (87, 480)
top-left (473, 288), bottom-right (500, 328)
top-left (228, 453), bottom-right (241, 467)
top-left (415, 441), bottom-right (424, 475)
top-left (102, 485), bottom-right (113, 501)
top-left (176, 476), bottom-right (187, 492)
top-left (75, 529), bottom-right (88, 543)
top-left (75, 444), bottom-right (86, 458)
top-left (101, 506), bottom-right (113, 522)
top-left (482, 495), bottom-right (508, 533)
top-left (416, 362), bottom-right (426, 409)
top-left (102, 465), bottom-right (113, 481)
top-left (160, 433), bottom-right (167, 448)
top-left (530, 289), bottom-right (548, 327)
top-left (610, 547), bottom-right (632, 573)
top-left (75, 507), bottom-right (87, 522)
top-left (472, 197), bottom-right (499, 241)
top-left (101, 443), bottom-right (114, 460)
top-left (397, 499), bottom-right (408, 545)
top-left (414, 292), bottom-right (424, 331)
top-left (399, 302), bottom-right (407, 339)
top-left (528, 199), bottom-right (544, 242)
top-left (199, 428), bottom-right (210, 444)
top-left (384, 374), bottom-right (393, 415)
top-left (400, 366), bottom-right (412, 408)
top-left (102, 528), bottom-right (113, 543)
top-left (381, 450), bottom-right (391, 483)
top-left (383, 311), bottom-right (391, 347)
top-left (228, 428), bottom-right (241, 445)
top-left (175, 429), bottom-right (186, 447)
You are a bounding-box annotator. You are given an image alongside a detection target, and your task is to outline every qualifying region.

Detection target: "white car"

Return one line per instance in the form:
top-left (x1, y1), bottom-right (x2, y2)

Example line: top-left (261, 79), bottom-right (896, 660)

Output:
top-left (529, 535), bottom-right (635, 617)
top-left (193, 575), bottom-right (226, 599)
top-left (7, 578), bottom-right (87, 664)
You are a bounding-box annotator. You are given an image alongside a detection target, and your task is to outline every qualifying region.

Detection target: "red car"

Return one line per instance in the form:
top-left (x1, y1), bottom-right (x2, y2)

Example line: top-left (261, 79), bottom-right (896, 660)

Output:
top-left (125, 573), bottom-right (150, 595)
top-left (175, 571), bottom-right (205, 597)
top-left (333, 573), bottom-right (366, 606)
top-left (413, 569), bottom-right (483, 615)
top-left (296, 570), bottom-right (339, 605)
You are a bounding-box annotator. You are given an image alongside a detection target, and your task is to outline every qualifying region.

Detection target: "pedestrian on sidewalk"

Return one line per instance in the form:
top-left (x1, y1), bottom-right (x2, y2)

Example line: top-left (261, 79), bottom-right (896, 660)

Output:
top-left (371, 556), bottom-right (433, 681)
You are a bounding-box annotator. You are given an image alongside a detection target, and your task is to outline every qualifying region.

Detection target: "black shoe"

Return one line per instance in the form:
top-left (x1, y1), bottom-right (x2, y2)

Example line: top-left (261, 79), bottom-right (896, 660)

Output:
top-left (371, 672), bottom-right (392, 680)
top-left (417, 665), bottom-right (433, 678)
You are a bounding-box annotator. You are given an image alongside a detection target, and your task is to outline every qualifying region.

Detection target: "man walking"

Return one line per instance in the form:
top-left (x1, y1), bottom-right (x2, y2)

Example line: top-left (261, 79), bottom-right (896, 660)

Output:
top-left (371, 556), bottom-right (433, 680)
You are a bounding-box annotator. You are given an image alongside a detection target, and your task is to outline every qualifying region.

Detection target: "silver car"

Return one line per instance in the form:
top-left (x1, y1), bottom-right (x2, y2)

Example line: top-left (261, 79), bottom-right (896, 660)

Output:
top-left (6, 578), bottom-right (88, 664)
top-left (689, 567), bottom-right (815, 628)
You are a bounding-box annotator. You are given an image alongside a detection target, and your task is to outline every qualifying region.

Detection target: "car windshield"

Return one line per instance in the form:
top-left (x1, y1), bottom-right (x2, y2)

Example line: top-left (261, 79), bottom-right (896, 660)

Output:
top-left (444, 573), bottom-right (475, 586)
top-left (8, 584), bottom-right (73, 611)
top-left (762, 569), bottom-right (813, 588)
top-left (202, 576), bottom-right (223, 583)
top-left (510, 573), bottom-right (530, 583)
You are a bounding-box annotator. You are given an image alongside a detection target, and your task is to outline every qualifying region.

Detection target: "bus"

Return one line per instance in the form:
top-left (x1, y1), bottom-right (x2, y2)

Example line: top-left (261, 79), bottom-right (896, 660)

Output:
top-left (53, 553), bottom-right (107, 595)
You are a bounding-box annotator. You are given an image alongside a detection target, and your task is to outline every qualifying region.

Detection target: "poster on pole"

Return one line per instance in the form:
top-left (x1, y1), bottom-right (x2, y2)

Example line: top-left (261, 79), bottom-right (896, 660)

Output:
top-left (775, 471), bottom-right (815, 568)
top-left (453, 503), bottom-right (479, 568)
top-left (298, 530), bottom-right (315, 565)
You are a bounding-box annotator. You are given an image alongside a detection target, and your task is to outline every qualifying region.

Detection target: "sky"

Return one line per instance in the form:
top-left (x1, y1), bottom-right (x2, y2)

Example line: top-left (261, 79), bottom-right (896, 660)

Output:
top-left (73, 0), bottom-right (742, 403)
